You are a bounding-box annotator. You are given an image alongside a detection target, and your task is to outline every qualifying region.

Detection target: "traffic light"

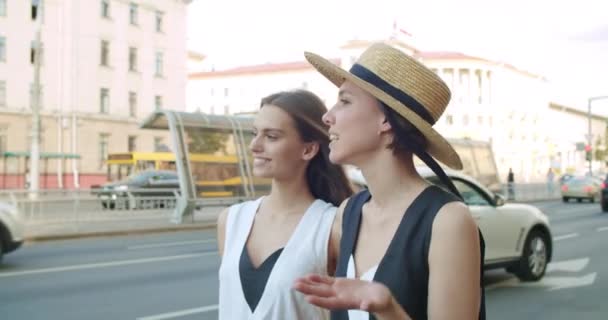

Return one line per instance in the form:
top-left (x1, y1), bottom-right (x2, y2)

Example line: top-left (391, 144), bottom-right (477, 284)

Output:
top-left (585, 145), bottom-right (592, 161)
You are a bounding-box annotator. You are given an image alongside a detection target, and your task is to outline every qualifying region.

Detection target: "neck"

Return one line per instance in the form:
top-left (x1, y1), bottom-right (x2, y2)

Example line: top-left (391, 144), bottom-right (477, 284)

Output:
top-left (264, 172), bottom-right (315, 216)
top-left (357, 151), bottom-right (428, 209)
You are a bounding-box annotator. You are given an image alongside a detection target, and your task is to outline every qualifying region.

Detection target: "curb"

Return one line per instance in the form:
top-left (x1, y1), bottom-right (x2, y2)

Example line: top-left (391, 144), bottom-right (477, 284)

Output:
top-left (24, 222), bottom-right (217, 243)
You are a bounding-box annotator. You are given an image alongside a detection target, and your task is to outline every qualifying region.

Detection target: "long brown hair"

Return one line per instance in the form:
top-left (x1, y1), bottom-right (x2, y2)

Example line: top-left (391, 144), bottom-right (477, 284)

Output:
top-left (260, 90), bottom-right (353, 206)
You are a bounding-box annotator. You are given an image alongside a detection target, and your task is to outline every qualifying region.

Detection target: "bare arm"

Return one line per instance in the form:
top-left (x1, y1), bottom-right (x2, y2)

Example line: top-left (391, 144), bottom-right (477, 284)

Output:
top-left (217, 207), bottom-right (230, 258)
top-left (428, 202), bottom-right (481, 319)
top-left (327, 198), bottom-right (348, 275)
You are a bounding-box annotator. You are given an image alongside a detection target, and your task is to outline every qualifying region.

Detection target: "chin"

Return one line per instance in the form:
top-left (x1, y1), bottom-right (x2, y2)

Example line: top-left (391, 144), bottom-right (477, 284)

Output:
top-left (252, 168), bottom-right (272, 178)
top-left (329, 150), bottom-right (348, 165)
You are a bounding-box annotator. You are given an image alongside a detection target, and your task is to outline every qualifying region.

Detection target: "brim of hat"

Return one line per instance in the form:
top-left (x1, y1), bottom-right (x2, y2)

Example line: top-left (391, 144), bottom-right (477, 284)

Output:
top-left (305, 51), bottom-right (463, 170)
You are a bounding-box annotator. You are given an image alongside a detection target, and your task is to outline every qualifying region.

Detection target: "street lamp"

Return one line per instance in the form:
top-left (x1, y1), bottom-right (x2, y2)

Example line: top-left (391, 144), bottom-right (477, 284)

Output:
top-left (587, 96), bottom-right (608, 175)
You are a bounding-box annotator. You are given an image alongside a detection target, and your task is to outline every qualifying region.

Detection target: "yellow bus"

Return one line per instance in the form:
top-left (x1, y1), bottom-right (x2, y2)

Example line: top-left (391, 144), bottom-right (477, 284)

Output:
top-left (106, 152), bottom-right (270, 197)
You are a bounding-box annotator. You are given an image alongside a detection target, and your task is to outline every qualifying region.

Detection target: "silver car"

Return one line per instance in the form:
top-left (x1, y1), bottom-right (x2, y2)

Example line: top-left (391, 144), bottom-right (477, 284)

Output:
top-left (561, 176), bottom-right (601, 203)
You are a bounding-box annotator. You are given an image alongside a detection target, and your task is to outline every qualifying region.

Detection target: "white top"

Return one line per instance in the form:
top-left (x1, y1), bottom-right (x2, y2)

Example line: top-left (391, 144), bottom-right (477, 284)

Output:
top-left (346, 255), bottom-right (378, 320)
top-left (218, 197), bottom-right (337, 320)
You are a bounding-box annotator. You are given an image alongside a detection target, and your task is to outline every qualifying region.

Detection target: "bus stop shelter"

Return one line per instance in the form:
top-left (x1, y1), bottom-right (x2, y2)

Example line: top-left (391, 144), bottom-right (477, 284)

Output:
top-left (140, 110), bottom-right (260, 223)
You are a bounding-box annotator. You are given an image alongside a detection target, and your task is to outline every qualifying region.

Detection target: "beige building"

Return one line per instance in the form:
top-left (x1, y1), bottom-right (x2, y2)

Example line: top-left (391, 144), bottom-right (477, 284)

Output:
top-left (0, 0), bottom-right (190, 189)
top-left (187, 35), bottom-right (606, 183)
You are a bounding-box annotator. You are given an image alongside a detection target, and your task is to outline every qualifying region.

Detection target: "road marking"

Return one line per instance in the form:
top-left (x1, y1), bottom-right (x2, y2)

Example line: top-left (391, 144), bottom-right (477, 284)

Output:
top-left (127, 239), bottom-right (216, 250)
top-left (487, 273), bottom-right (597, 291)
top-left (547, 257), bottom-right (590, 273)
top-left (0, 252), bottom-right (218, 278)
top-left (597, 226), bottom-right (608, 232)
top-left (137, 305), bottom-right (218, 320)
top-left (553, 233), bottom-right (579, 241)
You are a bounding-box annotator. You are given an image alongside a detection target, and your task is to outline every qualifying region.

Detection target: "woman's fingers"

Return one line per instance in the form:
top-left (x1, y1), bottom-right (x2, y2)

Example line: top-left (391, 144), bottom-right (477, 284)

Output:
top-left (308, 274), bottom-right (335, 285)
top-left (293, 280), bottom-right (335, 298)
top-left (306, 295), bottom-right (353, 310)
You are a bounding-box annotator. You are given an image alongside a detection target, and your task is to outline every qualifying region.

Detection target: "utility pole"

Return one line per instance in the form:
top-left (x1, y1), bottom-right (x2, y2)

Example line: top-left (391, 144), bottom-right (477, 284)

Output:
top-left (29, 0), bottom-right (43, 195)
top-left (587, 96), bottom-right (608, 175)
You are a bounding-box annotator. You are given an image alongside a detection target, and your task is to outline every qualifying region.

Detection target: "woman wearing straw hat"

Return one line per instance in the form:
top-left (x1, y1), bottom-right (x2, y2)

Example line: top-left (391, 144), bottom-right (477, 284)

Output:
top-left (217, 90), bottom-right (353, 319)
top-left (294, 43), bottom-right (485, 319)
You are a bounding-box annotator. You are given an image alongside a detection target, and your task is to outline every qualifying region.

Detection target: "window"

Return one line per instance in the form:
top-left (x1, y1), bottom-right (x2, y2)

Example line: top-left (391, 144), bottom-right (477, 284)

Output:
top-left (29, 83), bottom-right (43, 109)
top-left (0, 81), bottom-right (5, 107)
top-left (301, 81), bottom-right (308, 89)
top-left (445, 114), bottom-right (453, 125)
top-left (154, 137), bottom-right (164, 152)
top-left (100, 88), bottom-right (109, 113)
top-left (128, 47), bottom-right (137, 71)
top-left (224, 88), bottom-right (229, 97)
top-left (0, 124), bottom-right (7, 154)
top-left (30, 41), bottom-right (43, 65)
top-left (129, 91), bottom-right (137, 117)
top-left (0, 0), bottom-right (6, 17)
top-left (31, 0), bottom-right (41, 20)
top-left (459, 69), bottom-right (470, 103)
top-left (100, 40), bottom-right (109, 66)
top-left (477, 115), bottom-right (483, 125)
top-left (129, 3), bottom-right (138, 25)
top-left (155, 11), bottom-right (163, 32)
top-left (101, 0), bottom-right (110, 18)
top-left (128, 135), bottom-right (137, 152)
top-left (224, 104), bottom-right (230, 115)
top-left (475, 70), bottom-right (483, 104)
top-left (154, 95), bottom-right (162, 110)
top-left (453, 179), bottom-right (491, 206)
top-left (155, 52), bottom-right (163, 76)
top-left (0, 37), bottom-right (5, 61)
top-left (463, 114), bottom-right (469, 126)
top-left (99, 133), bottom-right (109, 167)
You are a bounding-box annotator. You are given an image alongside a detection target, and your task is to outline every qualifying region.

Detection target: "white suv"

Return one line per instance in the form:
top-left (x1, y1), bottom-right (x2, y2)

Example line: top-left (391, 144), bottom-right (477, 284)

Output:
top-left (0, 201), bottom-right (25, 263)
top-left (347, 166), bottom-right (553, 281)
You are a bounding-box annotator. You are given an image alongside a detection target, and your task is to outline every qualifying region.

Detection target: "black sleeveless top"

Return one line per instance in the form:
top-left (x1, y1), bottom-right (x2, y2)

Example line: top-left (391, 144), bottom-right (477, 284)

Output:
top-left (239, 246), bottom-right (283, 312)
top-left (331, 186), bottom-right (486, 320)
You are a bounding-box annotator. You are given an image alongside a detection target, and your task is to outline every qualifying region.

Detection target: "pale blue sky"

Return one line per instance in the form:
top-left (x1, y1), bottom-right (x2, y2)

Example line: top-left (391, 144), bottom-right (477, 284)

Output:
top-left (187, 0), bottom-right (608, 111)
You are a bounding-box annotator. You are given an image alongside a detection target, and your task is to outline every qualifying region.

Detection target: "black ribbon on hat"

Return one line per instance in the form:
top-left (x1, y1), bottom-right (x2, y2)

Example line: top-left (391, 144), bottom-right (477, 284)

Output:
top-left (350, 64), bottom-right (436, 125)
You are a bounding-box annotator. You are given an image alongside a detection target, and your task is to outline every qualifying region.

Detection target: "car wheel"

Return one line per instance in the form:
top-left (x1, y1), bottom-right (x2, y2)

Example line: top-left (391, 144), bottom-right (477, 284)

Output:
top-left (602, 201), bottom-right (608, 212)
top-left (577, 198), bottom-right (582, 203)
top-left (562, 197), bottom-right (568, 202)
top-left (514, 230), bottom-right (549, 281)
top-left (590, 196), bottom-right (595, 203)
top-left (0, 237), bottom-right (4, 264)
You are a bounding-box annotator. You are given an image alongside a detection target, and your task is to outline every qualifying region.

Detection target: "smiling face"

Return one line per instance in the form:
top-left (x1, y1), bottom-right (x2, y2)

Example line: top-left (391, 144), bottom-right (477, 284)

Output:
top-left (249, 104), bottom-right (318, 180)
top-left (322, 80), bottom-right (390, 166)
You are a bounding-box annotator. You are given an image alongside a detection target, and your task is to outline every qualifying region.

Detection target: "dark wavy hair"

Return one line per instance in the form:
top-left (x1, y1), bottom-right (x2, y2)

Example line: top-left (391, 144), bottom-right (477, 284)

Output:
top-left (260, 90), bottom-right (353, 206)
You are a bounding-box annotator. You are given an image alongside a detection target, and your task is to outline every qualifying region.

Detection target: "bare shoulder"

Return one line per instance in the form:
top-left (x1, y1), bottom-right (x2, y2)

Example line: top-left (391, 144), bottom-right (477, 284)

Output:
top-left (217, 207), bottom-right (230, 228)
top-left (433, 201), bottom-right (478, 236)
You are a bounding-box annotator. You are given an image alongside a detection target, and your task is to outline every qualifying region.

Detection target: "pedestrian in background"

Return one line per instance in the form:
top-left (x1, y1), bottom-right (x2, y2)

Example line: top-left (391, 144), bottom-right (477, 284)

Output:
top-left (546, 168), bottom-right (555, 196)
top-left (507, 168), bottom-right (515, 200)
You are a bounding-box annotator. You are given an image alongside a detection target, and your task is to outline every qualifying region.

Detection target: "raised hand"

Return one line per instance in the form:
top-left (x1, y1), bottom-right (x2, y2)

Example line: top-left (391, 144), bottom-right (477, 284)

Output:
top-left (293, 274), bottom-right (393, 313)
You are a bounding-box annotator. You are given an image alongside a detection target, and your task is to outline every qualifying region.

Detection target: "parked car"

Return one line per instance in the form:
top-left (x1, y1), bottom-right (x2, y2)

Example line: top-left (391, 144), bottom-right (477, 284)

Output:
top-left (0, 201), bottom-right (24, 263)
top-left (347, 166), bottom-right (553, 281)
top-left (93, 170), bottom-right (180, 209)
top-left (560, 176), bottom-right (602, 203)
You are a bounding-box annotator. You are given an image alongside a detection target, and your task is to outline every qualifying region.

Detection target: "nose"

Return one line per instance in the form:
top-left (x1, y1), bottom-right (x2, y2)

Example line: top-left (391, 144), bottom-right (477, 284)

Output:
top-left (322, 107), bottom-right (335, 126)
top-left (249, 133), bottom-right (262, 153)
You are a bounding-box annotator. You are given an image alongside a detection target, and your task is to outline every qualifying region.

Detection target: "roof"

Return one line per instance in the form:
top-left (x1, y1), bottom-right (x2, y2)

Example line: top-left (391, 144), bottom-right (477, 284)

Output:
top-left (549, 102), bottom-right (608, 121)
top-left (189, 58), bottom-right (341, 79)
top-left (1, 151), bottom-right (81, 159)
top-left (140, 110), bottom-right (254, 132)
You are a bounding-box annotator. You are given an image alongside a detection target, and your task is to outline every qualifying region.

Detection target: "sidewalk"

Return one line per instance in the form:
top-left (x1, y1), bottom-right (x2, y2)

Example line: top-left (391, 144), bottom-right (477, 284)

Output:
top-left (23, 206), bottom-right (226, 242)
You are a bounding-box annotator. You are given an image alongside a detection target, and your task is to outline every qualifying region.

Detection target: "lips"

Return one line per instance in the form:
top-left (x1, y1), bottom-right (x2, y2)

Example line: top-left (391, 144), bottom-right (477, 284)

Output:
top-left (253, 157), bottom-right (271, 166)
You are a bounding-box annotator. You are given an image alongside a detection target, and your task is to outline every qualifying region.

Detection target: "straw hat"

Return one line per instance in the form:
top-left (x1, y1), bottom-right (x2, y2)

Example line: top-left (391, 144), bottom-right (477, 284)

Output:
top-left (305, 42), bottom-right (463, 170)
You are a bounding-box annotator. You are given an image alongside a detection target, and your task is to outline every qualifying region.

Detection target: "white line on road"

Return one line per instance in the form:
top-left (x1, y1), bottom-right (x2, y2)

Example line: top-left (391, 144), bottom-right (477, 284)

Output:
top-left (127, 239), bottom-right (216, 250)
top-left (0, 252), bottom-right (218, 278)
top-left (137, 305), bottom-right (218, 320)
top-left (553, 233), bottom-right (579, 241)
top-left (597, 226), bottom-right (608, 232)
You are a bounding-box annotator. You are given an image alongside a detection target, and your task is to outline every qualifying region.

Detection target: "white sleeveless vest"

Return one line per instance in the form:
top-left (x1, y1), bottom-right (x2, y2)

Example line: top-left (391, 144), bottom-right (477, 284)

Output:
top-left (218, 197), bottom-right (336, 320)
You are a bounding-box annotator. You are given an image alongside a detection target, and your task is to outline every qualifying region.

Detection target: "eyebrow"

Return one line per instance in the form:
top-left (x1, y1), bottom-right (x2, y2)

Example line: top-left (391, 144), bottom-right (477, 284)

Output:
top-left (252, 127), bottom-right (285, 134)
top-left (338, 89), bottom-right (352, 97)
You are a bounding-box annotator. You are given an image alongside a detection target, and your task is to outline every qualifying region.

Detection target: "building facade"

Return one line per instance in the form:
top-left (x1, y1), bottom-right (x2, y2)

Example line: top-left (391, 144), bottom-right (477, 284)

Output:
top-left (187, 37), bottom-right (606, 183)
top-left (0, 0), bottom-right (190, 188)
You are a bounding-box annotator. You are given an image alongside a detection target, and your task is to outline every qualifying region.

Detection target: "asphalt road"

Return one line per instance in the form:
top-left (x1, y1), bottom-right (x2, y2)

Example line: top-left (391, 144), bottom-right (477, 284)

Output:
top-left (1, 199), bottom-right (606, 320)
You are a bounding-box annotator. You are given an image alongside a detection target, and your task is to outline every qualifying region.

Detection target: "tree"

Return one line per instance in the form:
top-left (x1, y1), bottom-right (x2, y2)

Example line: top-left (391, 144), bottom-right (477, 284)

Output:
top-left (186, 128), bottom-right (229, 154)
